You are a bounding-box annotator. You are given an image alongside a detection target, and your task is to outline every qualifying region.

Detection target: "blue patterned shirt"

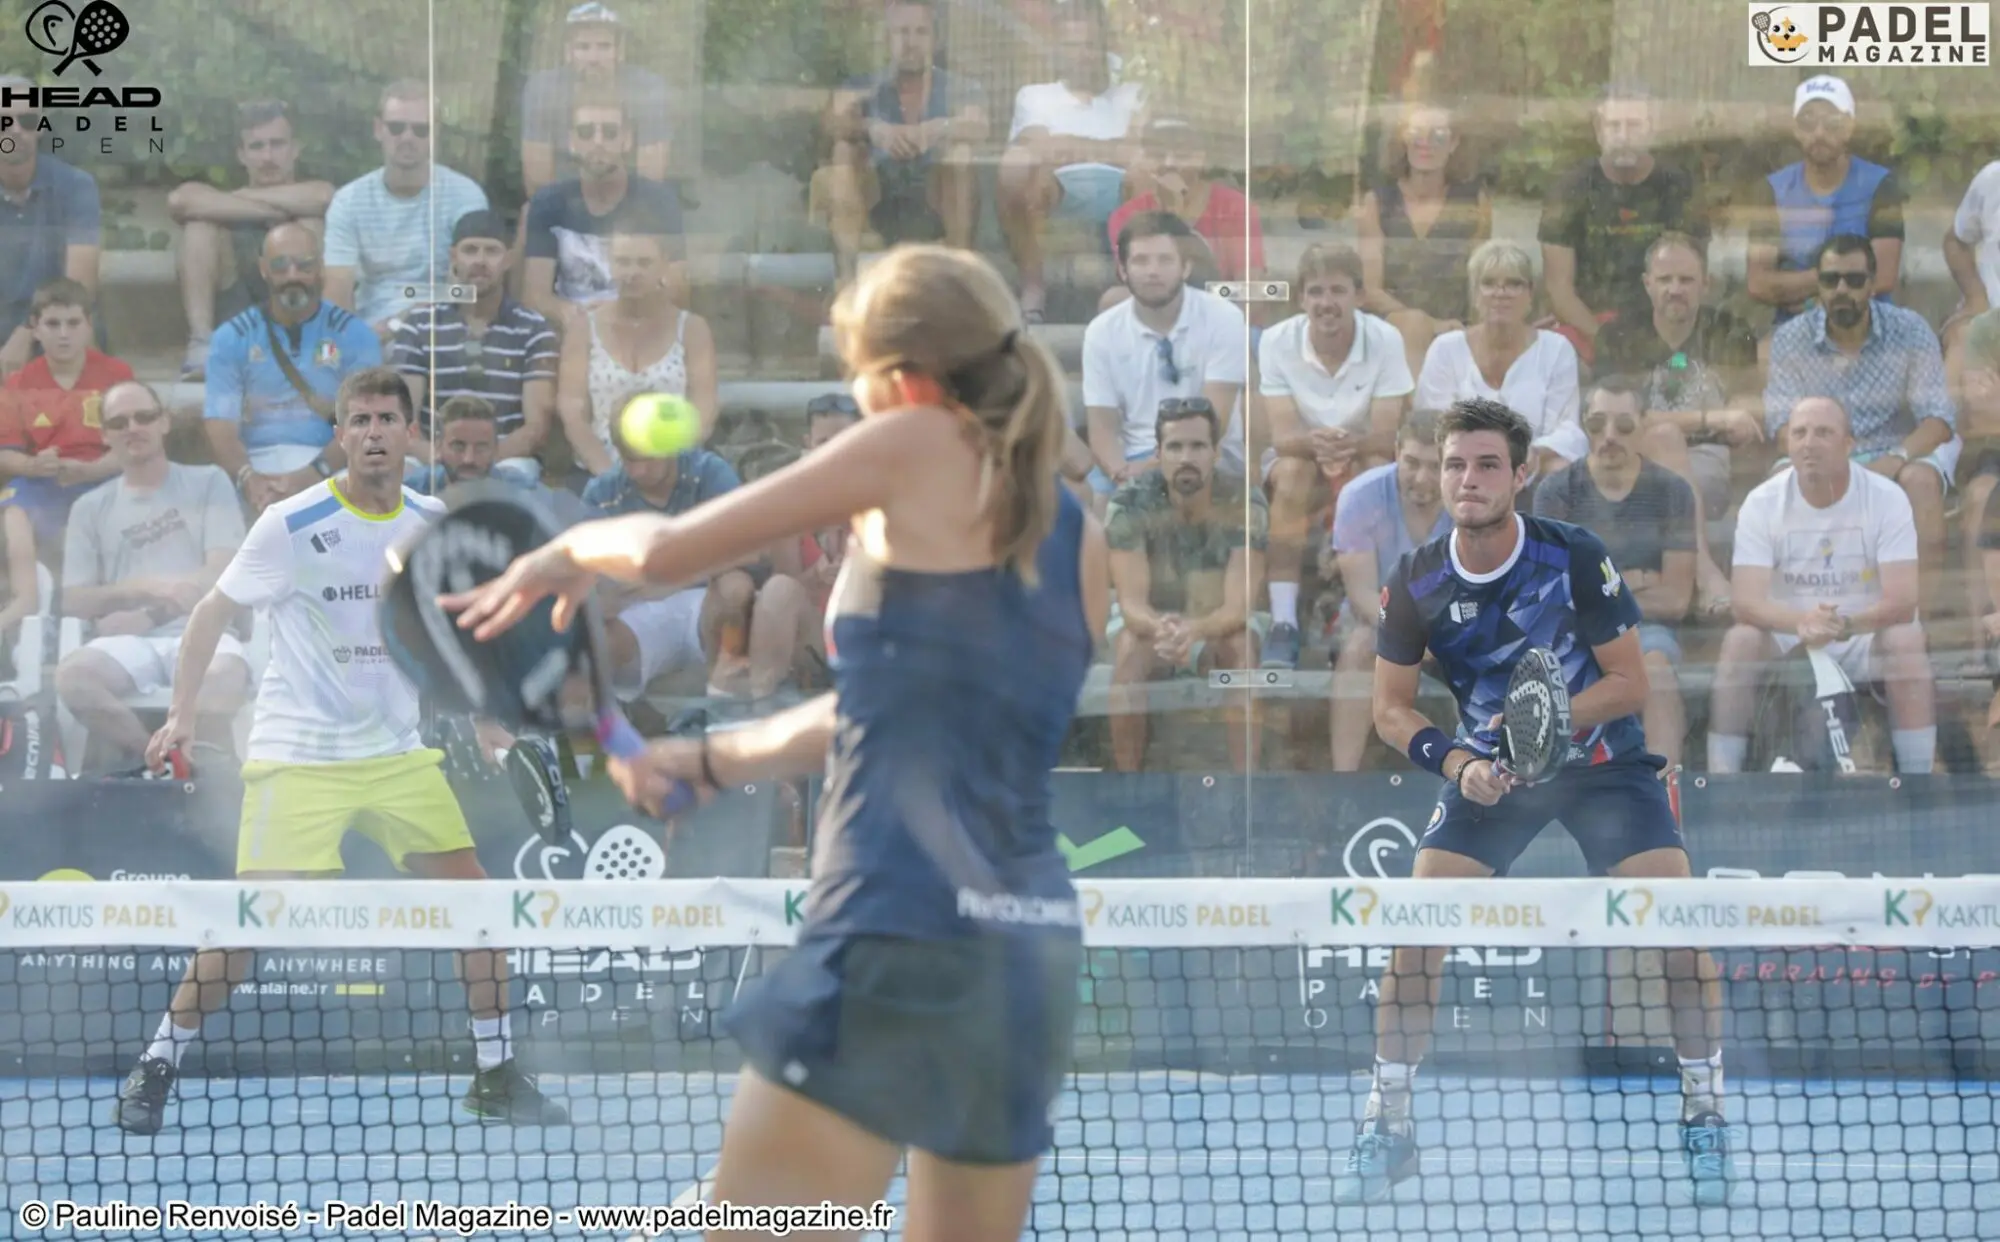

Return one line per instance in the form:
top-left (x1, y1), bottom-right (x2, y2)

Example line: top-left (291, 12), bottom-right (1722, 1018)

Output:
top-left (1763, 302), bottom-right (1955, 456)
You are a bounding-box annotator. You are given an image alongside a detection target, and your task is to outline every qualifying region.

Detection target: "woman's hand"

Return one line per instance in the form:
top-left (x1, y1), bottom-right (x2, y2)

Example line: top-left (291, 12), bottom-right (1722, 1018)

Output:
top-left (440, 540), bottom-right (598, 641)
top-left (608, 738), bottom-right (720, 819)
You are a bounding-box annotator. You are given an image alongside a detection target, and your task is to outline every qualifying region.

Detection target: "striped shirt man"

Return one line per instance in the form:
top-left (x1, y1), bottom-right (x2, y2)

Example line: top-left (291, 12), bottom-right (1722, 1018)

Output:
top-left (391, 299), bottom-right (558, 435)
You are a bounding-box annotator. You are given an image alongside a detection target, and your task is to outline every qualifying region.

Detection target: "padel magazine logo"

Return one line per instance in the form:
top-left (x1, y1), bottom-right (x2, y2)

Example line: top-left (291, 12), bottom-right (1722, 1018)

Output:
top-left (1749, 3), bottom-right (1991, 66)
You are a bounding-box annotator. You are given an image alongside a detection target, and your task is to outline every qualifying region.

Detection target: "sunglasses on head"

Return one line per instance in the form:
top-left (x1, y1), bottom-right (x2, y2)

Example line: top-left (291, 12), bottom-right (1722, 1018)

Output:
top-left (382, 120), bottom-right (431, 138)
top-left (1583, 411), bottom-right (1640, 437)
top-left (103, 409), bottom-right (163, 433)
top-left (574, 122), bottom-right (621, 141)
top-left (1158, 397), bottom-right (1214, 417)
top-left (806, 394), bottom-right (860, 417)
top-left (1817, 270), bottom-right (1870, 290)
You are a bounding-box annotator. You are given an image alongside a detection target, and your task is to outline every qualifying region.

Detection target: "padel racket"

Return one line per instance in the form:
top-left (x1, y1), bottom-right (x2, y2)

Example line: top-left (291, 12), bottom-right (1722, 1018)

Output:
top-left (1496, 646), bottom-right (1572, 785)
top-left (380, 481), bottom-right (696, 817)
top-left (1806, 644), bottom-right (1860, 775)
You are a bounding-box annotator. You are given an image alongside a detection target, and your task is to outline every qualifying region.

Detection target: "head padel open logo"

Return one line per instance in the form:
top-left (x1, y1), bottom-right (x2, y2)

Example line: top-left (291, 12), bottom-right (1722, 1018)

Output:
top-left (26, 0), bottom-right (129, 76)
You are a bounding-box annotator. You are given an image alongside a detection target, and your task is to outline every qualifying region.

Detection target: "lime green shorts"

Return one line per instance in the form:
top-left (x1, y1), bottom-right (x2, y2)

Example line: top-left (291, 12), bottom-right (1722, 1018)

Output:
top-left (235, 748), bottom-right (474, 875)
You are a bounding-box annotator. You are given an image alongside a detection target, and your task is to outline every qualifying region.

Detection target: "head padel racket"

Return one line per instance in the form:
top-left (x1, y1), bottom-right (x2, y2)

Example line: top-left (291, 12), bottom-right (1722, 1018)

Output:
top-left (380, 480), bottom-right (695, 817)
top-left (1496, 646), bottom-right (1572, 785)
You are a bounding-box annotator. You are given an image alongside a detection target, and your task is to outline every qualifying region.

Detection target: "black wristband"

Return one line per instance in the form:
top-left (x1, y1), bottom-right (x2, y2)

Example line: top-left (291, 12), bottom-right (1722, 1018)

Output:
top-left (698, 735), bottom-right (721, 790)
top-left (1408, 726), bottom-right (1453, 778)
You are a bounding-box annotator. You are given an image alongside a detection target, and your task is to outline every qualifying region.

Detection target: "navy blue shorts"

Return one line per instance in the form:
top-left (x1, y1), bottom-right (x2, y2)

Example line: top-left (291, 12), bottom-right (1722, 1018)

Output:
top-left (724, 931), bottom-right (1081, 1165)
top-left (1421, 758), bottom-right (1684, 876)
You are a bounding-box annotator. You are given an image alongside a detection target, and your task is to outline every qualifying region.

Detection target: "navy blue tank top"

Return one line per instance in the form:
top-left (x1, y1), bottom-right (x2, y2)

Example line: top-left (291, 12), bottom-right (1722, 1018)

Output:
top-left (805, 486), bottom-right (1091, 941)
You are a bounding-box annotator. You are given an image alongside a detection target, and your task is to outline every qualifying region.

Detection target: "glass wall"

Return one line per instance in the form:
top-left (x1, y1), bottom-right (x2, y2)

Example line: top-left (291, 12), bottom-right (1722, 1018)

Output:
top-left (5, 1), bottom-right (1997, 886)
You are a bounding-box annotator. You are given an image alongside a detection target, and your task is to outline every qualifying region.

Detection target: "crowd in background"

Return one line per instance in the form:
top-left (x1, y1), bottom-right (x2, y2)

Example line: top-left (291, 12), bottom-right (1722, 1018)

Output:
top-left (2, 0), bottom-right (1999, 781)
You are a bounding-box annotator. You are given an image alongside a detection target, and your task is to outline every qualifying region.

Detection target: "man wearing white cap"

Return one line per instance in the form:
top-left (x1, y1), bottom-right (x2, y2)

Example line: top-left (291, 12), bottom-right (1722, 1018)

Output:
top-left (1745, 75), bottom-right (1906, 328)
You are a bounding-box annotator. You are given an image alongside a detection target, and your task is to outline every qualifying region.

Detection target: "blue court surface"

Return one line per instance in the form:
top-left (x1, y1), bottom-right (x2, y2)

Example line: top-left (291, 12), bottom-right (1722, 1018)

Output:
top-left (4, 1071), bottom-right (1995, 1240)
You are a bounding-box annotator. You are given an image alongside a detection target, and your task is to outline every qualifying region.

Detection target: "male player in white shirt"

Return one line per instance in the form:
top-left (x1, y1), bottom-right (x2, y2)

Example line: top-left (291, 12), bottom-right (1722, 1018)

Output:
top-left (113, 366), bottom-right (566, 1134)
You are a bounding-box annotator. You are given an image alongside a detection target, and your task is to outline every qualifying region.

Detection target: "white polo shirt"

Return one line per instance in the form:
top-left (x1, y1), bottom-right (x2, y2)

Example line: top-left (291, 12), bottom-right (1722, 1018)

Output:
top-left (1258, 310), bottom-right (1415, 448)
top-left (1008, 63), bottom-right (1144, 178)
top-left (1081, 286), bottom-right (1248, 461)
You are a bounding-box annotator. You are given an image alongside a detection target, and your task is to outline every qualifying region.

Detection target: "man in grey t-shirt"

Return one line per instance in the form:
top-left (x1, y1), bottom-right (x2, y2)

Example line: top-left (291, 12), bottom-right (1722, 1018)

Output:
top-left (56, 382), bottom-right (250, 768)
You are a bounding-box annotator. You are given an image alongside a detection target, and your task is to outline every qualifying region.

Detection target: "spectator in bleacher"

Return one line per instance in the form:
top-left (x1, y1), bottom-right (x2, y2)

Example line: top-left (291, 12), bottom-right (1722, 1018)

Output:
top-left (0, 76), bottom-right (99, 378)
top-left (1532, 376), bottom-right (1694, 767)
top-left (997, 2), bottom-right (1144, 321)
top-left (393, 211), bottom-right (557, 484)
top-left (557, 217), bottom-right (716, 479)
top-left (1106, 399), bottom-right (1265, 772)
top-left (404, 395), bottom-right (595, 521)
top-left (169, 100), bottom-right (334, 381)
top-left (1354, 99), bottom-right (1490, 379)
top-left (1944, 160), bottom-right (2000, 412)
top-left (0, 280), bottom-right (132, 547)
top-left (1712, 395), bottom-right (1931, 774)
top-left (520, 2), bottom-right (674, 199)
top-left (1764, 234), bottom-right (1955, 612)
top-left (1595, 232), bottom-right (1762, 518)
top-left (204, 223), bottom-right (383, 514)
top-left (1257, 243), bottom-right (1414, 670)
top-left (1082, 212), bottom-right (1246, 498)
top-left (1959, 310), bottom-right (2000, 619)
top-left (1745, 76), bottom-right (1904, 329)
top-left (55, 382), bottom-right (248, 769)
top-left (1324, 407), bottom-right (1448, 770)
top-left (811, 0), bottom-right (986, 287)
top-left (582, 424), bottom-right (766, 703)
top-left (1100, 117), bottom-right (1264, 311)
top-left (1414, 239), bottom-right (1584, 476)
top-left (1538, 83), bottom-right (1704, 367)
top-left (523, 87), bottom-right (687, 330)
top-left (322, 80), bottom-right (489, 341)
top-left (0, 506), bottom-right (36, 671)
top-left (779, 393), bottom-right (860, 631)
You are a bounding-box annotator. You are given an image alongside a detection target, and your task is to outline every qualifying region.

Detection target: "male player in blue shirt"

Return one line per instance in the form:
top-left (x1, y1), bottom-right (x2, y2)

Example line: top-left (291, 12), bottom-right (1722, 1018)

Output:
top-left (1333, 397), bottom-right (1733, 1207)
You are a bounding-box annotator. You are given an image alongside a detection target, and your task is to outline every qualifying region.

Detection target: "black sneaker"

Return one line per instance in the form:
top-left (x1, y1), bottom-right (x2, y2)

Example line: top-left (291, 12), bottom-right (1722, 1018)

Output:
top-left (113, 1055), bottom-right (177, 1135)
top-left (461, 1060), bottom-right (569, 1125)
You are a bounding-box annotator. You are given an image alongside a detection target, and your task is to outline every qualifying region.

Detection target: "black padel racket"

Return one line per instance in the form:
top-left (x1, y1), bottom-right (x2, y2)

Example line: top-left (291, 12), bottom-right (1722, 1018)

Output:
top-left (1496, 646), bottom-right (1571, 785)
top-left (380, 481), bottom-right (694, 817)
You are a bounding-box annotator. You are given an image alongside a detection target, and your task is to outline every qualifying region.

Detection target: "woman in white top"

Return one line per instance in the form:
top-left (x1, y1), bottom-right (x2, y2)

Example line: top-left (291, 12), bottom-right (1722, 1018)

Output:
top-left (1414, 238), bottom-right (1584, 476)
top-left (557, 221), bottom-right (718, 478)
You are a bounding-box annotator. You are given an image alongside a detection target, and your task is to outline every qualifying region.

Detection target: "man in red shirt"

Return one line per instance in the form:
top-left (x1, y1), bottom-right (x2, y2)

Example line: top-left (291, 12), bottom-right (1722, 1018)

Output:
top-left (0, 279), bottom-right (135, 546)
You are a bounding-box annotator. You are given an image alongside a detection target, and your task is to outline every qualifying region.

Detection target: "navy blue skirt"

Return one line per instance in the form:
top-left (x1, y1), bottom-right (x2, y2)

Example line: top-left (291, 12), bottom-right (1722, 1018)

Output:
top-left (724, 931), bottom-right (1082, 1164)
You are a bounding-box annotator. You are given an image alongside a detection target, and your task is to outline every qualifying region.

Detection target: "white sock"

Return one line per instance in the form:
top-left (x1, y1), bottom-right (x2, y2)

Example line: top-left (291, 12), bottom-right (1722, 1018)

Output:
top-left (146, 1015), bottom-right (200, 1068)
top-left (1707, 733), bottom-right (1748, 774)
top-left (1363, 1057), bottom-right (1417, 1132)
top-left (1270, 582), bottom-right (1299, 629)
top-left (1679, 1050), bottom-right (1725, 1119)
top-left (1891, 728), bottom-right (1936, 774)
top-left (472, 1016), bottom-right (511, 1070)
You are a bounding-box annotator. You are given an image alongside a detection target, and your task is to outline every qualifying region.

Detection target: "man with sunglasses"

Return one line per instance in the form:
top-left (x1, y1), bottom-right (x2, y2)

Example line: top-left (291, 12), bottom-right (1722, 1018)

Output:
top-left (323, 80), bottom-right (489, 342)
top-left (169, 100), bottom-right (334, 382)
top-left (1532, 377), bottom-right (1696, 768)
top-left (523, 88), bottom-right (686, 329)
top-left (54, 382), bottom-right (248, 771)
top-left (203, 224), bottom-right (382, 514)
top-left (1746, 76), bottom-right (1905, 328)
top-left (0, 75), bottom-right (100, 379)
top-left (394, 212), bottom-right (557, 485)
top-left (520, 2), bottom-right (674, 200)
top-left (1764, 234), bottom-right (1956, 615)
